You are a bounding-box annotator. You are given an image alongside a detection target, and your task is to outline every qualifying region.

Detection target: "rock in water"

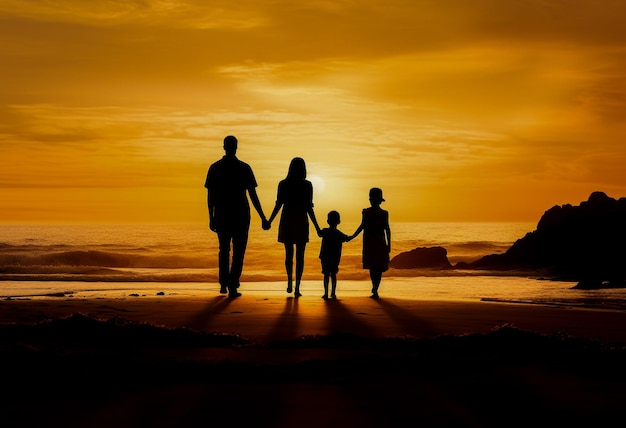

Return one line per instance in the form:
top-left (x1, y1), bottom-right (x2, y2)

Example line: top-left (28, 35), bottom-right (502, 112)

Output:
top-left (390, 246), bottom-right (452, 269)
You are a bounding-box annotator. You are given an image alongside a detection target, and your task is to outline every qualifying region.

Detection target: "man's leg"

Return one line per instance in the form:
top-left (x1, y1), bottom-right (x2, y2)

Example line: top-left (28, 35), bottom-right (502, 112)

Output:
top-left (217, 231), bottom-right (232, 294)
top-left (229, 223), bottom-right (249, 296)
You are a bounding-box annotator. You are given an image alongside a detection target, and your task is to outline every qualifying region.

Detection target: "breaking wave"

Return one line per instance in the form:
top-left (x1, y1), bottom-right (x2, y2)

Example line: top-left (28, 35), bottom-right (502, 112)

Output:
top-left (0, 222), bottom-right (530, 282)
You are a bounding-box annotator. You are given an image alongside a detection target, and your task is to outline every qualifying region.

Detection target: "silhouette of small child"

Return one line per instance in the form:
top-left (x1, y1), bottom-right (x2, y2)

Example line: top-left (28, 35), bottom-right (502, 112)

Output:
top-left (317, 210), bottom-right (351, 299)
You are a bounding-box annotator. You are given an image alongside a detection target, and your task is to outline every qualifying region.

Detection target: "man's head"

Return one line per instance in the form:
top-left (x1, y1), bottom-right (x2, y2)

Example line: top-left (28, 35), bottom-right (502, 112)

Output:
top-left (223, 135), bottom-right (238, 155)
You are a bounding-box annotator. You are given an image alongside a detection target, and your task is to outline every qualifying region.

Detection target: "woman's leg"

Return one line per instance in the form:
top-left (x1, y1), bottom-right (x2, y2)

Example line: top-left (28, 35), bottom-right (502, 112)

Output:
top-left (294, 243), bottom-right (306, 296)
top-left (284, 243), bottom-right (294, 292)
top-left (369, 269), bottom-right (382, 298)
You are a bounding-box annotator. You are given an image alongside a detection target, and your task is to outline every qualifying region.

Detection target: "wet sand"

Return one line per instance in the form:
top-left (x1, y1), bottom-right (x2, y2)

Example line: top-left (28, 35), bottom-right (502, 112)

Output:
top-left (2, 288), bottom-right (626, 344)
top-left (2, 283), bottom-right (626, 427)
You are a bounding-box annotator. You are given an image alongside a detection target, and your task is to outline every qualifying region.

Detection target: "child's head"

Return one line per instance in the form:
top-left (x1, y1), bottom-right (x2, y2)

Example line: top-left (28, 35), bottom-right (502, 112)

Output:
top-left (327, 210), bottom-right (341, 227)
top-left (368, 187), bottom-right (385, 205)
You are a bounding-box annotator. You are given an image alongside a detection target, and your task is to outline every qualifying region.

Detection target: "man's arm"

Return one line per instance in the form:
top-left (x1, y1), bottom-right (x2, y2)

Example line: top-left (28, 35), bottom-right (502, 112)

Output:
top-left (248, 187), bottom-right (268, 227)
top-left (205, 168), bottom-right (216, 232)
top-left (207, 190), bottom-right (217, 232)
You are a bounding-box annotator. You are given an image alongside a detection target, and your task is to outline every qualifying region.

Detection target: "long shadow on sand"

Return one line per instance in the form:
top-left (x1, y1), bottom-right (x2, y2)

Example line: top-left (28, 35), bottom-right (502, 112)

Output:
top-left (373, 298), bottom-right (443, 338)
top-left (264, 297), bottom-right (300, 342)
top-left (323, 299), bottom-right (378, 337)
top-left (185, 296), bottom-right (234, 331)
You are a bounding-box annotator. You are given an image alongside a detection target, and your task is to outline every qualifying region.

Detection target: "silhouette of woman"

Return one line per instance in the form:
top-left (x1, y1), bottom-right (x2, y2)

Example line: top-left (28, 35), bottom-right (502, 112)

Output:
top-left (267, 157), bottom-right (321, 297)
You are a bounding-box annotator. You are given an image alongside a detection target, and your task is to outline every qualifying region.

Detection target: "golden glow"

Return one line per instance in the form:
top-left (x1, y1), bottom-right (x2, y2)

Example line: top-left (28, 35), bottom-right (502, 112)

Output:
top-left (308, 174), bottom-right (326, 194)
top-left (2, 1), bottom-right (626, 224)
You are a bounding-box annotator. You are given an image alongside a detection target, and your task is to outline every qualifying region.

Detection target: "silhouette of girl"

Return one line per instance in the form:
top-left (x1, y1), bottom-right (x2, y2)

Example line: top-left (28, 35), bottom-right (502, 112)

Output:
top-left (268, 157), bottom-right (321, 297)
top-left (350, 187), bottom-right (391, 299)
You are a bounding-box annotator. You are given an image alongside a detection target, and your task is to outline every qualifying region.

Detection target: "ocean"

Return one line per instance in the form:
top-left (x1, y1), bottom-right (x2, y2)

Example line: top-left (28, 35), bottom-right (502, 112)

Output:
top-left (2, 222), bottom-right (626, 308)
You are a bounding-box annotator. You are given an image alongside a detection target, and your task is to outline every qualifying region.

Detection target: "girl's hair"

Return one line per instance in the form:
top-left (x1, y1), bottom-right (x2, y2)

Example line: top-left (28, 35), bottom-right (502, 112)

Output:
top-left (286, 157), bottom-right (307, 180)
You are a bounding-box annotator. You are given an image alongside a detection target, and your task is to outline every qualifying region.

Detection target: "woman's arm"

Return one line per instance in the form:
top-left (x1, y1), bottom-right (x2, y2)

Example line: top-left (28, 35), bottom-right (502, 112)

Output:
top-left (305, 180), bottom-right (321, 235)
top-left (267, 182), bottom-right (283, 224)
top-left (268, 201), bottom-right (282, 224)
top-left (307, 206), bottom-right (321, 236)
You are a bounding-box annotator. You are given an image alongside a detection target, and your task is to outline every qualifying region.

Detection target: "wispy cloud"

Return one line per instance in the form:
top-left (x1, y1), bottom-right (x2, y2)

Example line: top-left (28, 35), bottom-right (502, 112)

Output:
top-left (2, 1), bottom-right (626, 221)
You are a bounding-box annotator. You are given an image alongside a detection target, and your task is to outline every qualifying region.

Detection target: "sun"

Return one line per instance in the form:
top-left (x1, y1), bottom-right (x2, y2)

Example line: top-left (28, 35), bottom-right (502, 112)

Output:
top-left (308, 174), bottom-right (326, 194)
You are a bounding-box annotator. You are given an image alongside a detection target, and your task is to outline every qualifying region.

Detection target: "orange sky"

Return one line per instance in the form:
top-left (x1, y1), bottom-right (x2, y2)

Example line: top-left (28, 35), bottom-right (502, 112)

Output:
top-left (2, 1), bottom-right (626, 224)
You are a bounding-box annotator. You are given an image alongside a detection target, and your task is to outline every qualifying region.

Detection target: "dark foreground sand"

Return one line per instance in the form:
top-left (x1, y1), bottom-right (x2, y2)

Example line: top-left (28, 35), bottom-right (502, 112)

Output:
top-left (2, 289), bottom-right (626, 427)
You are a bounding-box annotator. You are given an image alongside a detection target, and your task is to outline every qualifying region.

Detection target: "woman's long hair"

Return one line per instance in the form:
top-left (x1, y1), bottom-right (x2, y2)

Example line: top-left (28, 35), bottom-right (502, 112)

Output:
top-left (286, 157), bottom-right (306, 181)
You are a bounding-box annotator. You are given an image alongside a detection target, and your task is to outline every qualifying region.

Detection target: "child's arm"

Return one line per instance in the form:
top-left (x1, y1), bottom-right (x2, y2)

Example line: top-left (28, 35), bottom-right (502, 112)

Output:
top-left (349, 209), bottom-right (365, 240)
top-left (384, 213), bottom-right (391, 252)
top-left (385, 224), bottom-right (391, 252)
top-left (350, 223), bottom-right (363, 241)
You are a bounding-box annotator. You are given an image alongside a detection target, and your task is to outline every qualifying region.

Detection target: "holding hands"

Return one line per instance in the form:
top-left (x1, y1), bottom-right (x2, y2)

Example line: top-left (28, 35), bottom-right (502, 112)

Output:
top-left (262, 218), bottom-right (271, 230)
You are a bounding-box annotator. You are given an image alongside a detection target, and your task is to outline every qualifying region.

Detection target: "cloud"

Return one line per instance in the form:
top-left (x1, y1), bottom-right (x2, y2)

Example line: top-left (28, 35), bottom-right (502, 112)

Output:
top-left (2, 1), bottom-right (626, 221)
top-left (0, 104), bottom-right (214, 188)
top-left (0, 0), bottom-right (269, 29)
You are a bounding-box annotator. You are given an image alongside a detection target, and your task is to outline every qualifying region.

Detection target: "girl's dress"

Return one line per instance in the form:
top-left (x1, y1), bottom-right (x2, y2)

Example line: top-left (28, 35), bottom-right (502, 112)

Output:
top-left (360, 206), bottom-right (389, 271)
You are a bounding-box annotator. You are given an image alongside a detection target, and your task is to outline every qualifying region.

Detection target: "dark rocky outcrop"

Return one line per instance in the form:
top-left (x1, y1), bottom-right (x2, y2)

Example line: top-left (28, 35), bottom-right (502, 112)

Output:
top-left (390, 246), bottom-right (452, 269)
top-left (469, 191), bottom-right (626, 284)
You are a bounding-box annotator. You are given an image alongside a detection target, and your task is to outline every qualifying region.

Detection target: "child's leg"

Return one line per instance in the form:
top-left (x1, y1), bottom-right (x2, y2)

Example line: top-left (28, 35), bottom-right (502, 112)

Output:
top-left (330, 273), bottom-right (337, 298)
top-left (323, 274), bottom-right (329, 298)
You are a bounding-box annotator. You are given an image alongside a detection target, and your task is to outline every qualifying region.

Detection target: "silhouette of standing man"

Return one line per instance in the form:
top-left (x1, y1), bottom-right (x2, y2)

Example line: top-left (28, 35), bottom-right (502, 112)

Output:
top-left (205, 135), bottom-right (269, 298)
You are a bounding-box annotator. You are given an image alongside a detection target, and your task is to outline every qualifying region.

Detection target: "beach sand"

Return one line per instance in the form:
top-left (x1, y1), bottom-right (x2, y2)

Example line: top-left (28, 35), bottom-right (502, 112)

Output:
top-left (2, 282), bottom-right (626, 427)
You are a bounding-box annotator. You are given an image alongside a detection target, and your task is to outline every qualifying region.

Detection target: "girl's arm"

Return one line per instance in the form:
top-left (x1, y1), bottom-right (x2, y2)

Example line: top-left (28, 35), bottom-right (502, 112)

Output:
top-left (350, 223), bottom-right (364, 240)
top-left (385, 224), bottom-right (391, 253)
top-left (350, 209), bottom-right (366, 240)
top-left (384, 212), bottom-right (391, 252)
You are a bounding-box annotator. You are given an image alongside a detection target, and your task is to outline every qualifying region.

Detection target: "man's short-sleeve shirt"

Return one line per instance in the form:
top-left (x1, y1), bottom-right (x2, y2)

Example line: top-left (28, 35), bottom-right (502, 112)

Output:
top-left (205, 156), bottom-right (257, 224)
